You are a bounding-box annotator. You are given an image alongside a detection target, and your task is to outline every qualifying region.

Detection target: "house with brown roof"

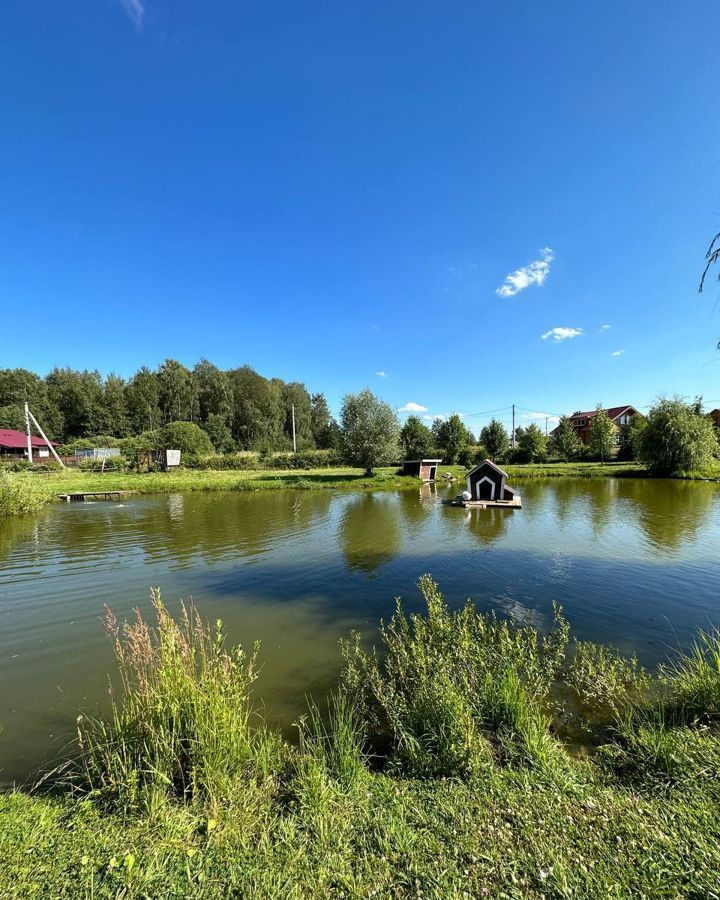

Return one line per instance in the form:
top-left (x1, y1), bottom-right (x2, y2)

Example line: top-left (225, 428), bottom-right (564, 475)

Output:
top-left (709, 409), bottom-right (720, 430)
top-left (554, 405), bottom-right (639, 446)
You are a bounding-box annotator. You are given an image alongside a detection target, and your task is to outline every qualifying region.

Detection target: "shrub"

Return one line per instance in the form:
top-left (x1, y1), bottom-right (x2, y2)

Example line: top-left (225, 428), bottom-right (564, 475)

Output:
top-left (192, 453), bottom-right (261, 471)
top-left (458, 445), bottom-right (484, 468)
top-left (159, 421), bottom-right (214, 457)
top-left (341, 576), bottom-right (568, 778)
top-left (0, 471), bottom-right (48, 517)
top-left (632, 397), bottom-right (719, 475)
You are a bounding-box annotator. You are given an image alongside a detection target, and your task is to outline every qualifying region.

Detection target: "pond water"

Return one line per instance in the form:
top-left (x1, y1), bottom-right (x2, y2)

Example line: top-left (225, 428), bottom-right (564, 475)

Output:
top-left (1, 478), bottom-right (719, 783)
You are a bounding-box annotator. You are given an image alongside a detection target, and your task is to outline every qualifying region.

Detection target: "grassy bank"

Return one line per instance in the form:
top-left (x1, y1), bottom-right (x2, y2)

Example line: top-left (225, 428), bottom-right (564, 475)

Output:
top-left (1, 578), bottom-right (719, 897)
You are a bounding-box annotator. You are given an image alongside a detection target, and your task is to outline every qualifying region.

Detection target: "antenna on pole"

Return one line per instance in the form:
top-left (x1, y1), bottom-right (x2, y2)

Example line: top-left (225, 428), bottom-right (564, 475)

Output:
top-left (291, 404), bottom-right (297, 453)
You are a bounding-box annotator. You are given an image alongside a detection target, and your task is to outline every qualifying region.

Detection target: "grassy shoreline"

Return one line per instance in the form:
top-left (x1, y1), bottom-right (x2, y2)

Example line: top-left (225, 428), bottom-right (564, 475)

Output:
top-left (2, 460), bottom-right (719, 520)
top-left (1, 578), bottom-right (719, 897)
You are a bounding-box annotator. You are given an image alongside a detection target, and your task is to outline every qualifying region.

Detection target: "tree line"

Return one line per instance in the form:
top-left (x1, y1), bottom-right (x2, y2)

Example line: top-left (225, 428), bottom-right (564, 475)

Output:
top-left (0, 361), bottom-right (339, 452)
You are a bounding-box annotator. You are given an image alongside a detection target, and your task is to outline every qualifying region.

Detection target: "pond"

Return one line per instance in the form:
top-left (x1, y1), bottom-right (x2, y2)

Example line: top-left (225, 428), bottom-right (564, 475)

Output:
top-left (1, 478), bottom-right (719, 783)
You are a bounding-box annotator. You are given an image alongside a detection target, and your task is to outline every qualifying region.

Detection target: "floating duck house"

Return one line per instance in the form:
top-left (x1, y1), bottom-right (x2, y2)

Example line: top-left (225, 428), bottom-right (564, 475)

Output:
top-left (453, 459), bottom-right (521, 508)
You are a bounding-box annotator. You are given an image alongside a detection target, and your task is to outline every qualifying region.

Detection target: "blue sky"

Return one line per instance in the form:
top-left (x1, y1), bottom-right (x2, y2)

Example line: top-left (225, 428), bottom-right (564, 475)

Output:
top-left (1, 1), bottom-right (719, 435)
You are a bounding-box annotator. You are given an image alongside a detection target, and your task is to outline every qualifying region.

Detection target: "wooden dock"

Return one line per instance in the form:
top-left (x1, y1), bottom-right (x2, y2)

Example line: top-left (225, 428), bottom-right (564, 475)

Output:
top-left (58, 490), bottom-right (134, 503)
top-left (450, 496), bottom-right (522, 509)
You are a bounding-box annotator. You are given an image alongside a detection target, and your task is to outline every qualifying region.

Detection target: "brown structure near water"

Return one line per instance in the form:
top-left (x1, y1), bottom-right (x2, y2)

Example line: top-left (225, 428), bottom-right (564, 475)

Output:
top-left (401, 458), bottom-right (442, 482)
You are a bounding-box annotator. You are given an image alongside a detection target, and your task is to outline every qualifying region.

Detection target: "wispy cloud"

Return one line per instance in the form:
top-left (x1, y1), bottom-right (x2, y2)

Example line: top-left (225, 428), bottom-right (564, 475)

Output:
top-left (611, 349), bottom-right (625, 357)
top-left (398, 402), bottom-right (428, 413)
top-left (423, 415), bottom-right (435, 422)
top-left (541, 326), bottom-right (583, 343)
top-left (600, 324), bottom-right (611, 332)
top-left (496, 247), bottom-right (554, 298)
top-left (117, 0), bottom-right (144, 27)
top-left (375, 371), bottom-right (386, 378)
top-left (371, 324), bottom-right (382, 333)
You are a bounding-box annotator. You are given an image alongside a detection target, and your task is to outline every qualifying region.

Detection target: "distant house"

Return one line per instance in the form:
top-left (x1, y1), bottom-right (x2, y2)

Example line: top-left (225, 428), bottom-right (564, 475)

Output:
top-left (401, 458), bottom-right (442, 482)
top-left (553, 405), bottom-right (639, 446)
top-left (710, 409), bottom-right (720, 430)
top-left (0, 429), bottom-right (58, 461)
top-left (466, 459), bottom-right (516, 502)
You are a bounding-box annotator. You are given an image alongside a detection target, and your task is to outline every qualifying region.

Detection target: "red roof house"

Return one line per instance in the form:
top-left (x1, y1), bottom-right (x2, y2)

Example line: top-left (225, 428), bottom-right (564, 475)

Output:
top-left (552, 406), bottom-right (638, 446)
top-left (0, 429), bottom-right (58, 459)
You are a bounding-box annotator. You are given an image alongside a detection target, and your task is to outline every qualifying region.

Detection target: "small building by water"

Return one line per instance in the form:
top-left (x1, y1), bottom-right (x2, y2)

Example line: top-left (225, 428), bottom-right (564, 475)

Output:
top-left (463, 459), bottom-right (519, 506)
top-left (401, 458), bottom-right (442, 482)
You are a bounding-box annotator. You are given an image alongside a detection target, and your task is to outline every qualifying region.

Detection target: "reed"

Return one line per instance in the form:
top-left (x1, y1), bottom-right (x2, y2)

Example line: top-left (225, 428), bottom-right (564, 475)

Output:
top-left (0, 471), bottom-right (48, 518)
top-left (76, 590), bottom-right (280, 812)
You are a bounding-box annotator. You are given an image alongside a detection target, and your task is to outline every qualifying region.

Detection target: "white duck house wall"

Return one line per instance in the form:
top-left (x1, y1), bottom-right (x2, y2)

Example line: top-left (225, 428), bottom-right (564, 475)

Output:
top-left (466, 460), bottom-right (516, 502)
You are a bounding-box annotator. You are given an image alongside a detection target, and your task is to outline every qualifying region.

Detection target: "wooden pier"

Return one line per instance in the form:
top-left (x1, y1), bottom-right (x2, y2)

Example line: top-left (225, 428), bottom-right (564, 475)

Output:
top-left (58, 490), bottom-right (134, 503)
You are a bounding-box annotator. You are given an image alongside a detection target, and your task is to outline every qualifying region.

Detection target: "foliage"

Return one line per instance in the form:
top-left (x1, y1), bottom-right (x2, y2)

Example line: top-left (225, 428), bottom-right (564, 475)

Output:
top-left (515, 422), bottom-right (547, 462)
top-left (159, 422), bottom-right (214, 456)
top-left (310, 393), bottom-right (341, 450)
top-left (479, 418), bottom-right (509, 460)
top-left (457, 444), bottom-right (483, 467)
top-left (77, 592), bottom-right (276, 811)
top-left (0, 471), bottom-right (48, 518)
top-left (5, 585), bottom-right (720, 895)
top-left (342, 576), bottom-right (569, 778)
top-left (0, 404), bottom-right (25, 431)
top-left (632, 396), bottom-right (719, 475)
top-left (589, 405), bottom-right (616, 462)
top-left (549, 415), bottom-right (583, 461)
top-left (202, 413), bottom-right (236, 453)
top-left (432, 414), bottom-right (473, 464)
top-left (340, 389), bottom-right (400, 475)
top-left (399, 415), bottom-right (434, 460)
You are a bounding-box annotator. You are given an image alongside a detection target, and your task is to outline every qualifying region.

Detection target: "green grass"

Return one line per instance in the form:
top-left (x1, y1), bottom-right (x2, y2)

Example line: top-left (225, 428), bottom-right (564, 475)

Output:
top-left (2, 577), bottom-right (720, 896)
top-left (0, 470), bottom-right (47, 517)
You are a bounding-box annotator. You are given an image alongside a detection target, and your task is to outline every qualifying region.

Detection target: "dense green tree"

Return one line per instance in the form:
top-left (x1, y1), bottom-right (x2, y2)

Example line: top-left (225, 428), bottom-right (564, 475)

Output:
top-left (310, 393), bottom-right (340, 449)
top-left (432, 414), bottom-right (472, 464)
top-left (0, 368), bottom-right (63, 437)
top-left (45, 368), bottom-right (106, 439)
top-left (102, 374), bottom-right (130, 437)
top-left (192, 359), bottom-right (232, 425)
top-left (228, 366), bottom-right (286, 450)
top-left (0, 405), bottom-right (25, 430)
top-left (479, 419), bottom-right (509, 460)
top-left (340, 389), bottom-right (400, 475)
top-left (590, 406), bottom-right (615, 462)
top-left (549, 416), bottom-right (583, 461)
top-left (400, 415), bottom-right (434, 460)
top-left (517, 422), bottom-right (547, 462)
top-left (125, 367), bottom-right (161, 434)
top-left (202, 413), bottom-right (236, 453)
top-left (282, 382), bottom-right (314, 449)
top-left (632, 397), bottom-right (719, 475)
top-left (157, 359), bottom-right (195, 425)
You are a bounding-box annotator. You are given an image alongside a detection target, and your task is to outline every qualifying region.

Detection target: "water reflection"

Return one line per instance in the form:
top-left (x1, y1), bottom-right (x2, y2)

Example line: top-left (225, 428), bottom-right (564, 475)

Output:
top-left (338, 493), bottom-right (402, 573)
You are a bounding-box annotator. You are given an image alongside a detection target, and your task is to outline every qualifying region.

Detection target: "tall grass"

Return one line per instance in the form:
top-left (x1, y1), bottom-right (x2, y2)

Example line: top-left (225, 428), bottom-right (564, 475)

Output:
top-left (341, 575), bottom-right (570, 778)
top-left (0, 471), bottom-right (49, 518)
top-left (76, 590), bottom-right (281, 812)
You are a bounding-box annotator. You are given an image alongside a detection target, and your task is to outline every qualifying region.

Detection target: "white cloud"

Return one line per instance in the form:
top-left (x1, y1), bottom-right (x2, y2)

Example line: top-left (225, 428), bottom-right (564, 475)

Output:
top-left (496, 247), bottom-right (554, 297)
top-left (600, 324), bottom-right (611, 332)
top-left (422, 415), bottom-right (435, 422)
top-left (375, 371), bottom-right (386, 377)
top-left (611, 349), bottom-right (625, 357)
top-left (522, 411), bottom-right (560, 425)
top-left (541, 326), bottom-right (583, 342)
top-left (398, 402), bottom-right (428, 413)
top-left (117, 0), bottom-right (144, 27)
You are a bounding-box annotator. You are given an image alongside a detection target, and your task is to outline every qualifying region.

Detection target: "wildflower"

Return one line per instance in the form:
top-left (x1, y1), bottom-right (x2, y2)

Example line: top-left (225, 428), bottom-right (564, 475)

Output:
top-left (207, 818), bottom-right (217, 833)
top-left (124, 852), bottom-right (135, 871)
top-left (80, 855), bottom-right (89, 867)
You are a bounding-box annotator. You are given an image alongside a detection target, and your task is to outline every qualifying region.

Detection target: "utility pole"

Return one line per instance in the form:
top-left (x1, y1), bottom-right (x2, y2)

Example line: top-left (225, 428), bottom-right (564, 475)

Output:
top-left (25, 403), bottom-right (66, 468)
top-left (24, 402), bottom-right (33, 464)
top-left (291, 404), bottom-right (297, 453)
top-left (511, 404), bottom-right (516, 449)
top-left (545, 417), bottom-right (549, 438)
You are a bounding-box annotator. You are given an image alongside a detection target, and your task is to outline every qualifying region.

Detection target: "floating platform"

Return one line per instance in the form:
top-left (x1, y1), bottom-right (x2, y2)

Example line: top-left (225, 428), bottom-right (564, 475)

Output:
top-left (450, 495), bottom-right (522, 509)
top-left (58, 490), bottom-right (134, 502)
